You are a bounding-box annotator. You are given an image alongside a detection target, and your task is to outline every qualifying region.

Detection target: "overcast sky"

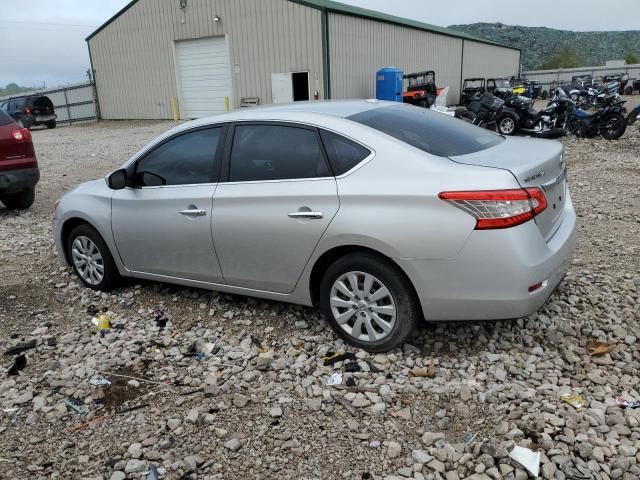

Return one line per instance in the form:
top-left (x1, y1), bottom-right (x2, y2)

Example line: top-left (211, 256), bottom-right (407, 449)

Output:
top-left (1, 0), bottom-right (637, 88)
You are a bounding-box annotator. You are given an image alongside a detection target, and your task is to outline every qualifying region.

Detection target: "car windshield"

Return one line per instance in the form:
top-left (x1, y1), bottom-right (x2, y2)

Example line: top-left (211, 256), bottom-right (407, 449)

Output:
top-left (348, 104), bottom-right (503, 157)
top-left (0, 109), bottom-right (13, 126)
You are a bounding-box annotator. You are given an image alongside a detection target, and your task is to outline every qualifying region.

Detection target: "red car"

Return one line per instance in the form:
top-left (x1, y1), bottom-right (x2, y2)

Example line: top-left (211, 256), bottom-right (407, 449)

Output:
top-left (0, 108), bottom-right (39, 210)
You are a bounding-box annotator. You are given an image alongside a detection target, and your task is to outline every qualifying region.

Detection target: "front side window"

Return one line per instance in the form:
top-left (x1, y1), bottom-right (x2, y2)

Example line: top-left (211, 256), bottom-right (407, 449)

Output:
top-left (136, 127), bottom-right (221, 186)
top-left (229, 124), bottom-right (330, 182)
top-left (320, 130), bottom-right (370, 175)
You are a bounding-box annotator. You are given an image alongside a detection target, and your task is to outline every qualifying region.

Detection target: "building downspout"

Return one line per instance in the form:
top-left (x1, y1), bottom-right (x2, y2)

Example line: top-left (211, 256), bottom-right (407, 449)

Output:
top-left (321, 9), bottom-right (331, 99)
top-left (459, 39), bottom-right (465, 104)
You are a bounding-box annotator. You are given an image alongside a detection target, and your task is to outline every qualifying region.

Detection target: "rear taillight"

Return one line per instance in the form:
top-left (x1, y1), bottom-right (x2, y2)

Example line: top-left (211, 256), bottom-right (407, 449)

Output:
top-left (12, 128), bottom-right (32, 143)
top-left (439, 188), bottom-right (547, 230)
top-left (24, 106), bottom-right (32, 115)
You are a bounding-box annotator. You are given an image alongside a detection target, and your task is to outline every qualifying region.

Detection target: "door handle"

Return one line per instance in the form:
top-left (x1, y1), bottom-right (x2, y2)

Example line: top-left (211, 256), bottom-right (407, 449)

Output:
top-left (288, 211), bottom-right (323, 219)
top-left (179, 208), bottom-right (207, 217)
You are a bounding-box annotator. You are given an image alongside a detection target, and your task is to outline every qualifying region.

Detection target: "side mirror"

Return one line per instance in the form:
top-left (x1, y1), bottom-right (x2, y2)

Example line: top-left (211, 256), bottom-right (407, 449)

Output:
top-left (107, 169), bottom-right (128, 190)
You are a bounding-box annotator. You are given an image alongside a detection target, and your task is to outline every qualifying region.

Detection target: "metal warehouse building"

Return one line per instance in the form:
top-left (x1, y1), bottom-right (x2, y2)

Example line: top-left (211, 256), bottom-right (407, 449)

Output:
top-left (87, 0), bottom-right (521, 119)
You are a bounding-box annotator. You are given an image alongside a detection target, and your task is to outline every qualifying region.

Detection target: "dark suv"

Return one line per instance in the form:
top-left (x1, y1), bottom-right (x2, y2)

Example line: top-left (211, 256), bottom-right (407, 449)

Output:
top-left (1, 95), bottom-right (57, 129)
top-left (0, 109), bottom-right (39, 210)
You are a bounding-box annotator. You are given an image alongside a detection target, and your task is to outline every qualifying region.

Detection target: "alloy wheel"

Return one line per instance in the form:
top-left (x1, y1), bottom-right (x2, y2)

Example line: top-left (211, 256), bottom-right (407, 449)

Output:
top-left (499, 117), bottom-right (515, 134)
top-left (71, 235), bottom-right (105, 286)
top-left (329, 271), bottom-right (397, 343)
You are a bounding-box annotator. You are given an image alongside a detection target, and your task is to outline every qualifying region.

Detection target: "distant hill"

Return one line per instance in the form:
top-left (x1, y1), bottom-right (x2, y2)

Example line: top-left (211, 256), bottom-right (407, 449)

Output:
top-left (448, 23), bottom-right (640, 71)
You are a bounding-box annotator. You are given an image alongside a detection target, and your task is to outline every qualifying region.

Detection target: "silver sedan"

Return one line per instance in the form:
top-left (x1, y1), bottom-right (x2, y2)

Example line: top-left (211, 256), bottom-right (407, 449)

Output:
top-left (52, 100), bottom-right (576, 352)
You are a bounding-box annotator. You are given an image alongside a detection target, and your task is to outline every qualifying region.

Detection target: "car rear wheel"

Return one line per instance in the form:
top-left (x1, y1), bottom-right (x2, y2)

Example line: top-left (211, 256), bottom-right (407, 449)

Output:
top-left (1, 187), bottom-right (35, 210)
top-left (45, 120), bottom-right (56, 129)
top-left (319, 252), bottom-right (419, 352)
top-left (67, 224), bottom-right (118, 291)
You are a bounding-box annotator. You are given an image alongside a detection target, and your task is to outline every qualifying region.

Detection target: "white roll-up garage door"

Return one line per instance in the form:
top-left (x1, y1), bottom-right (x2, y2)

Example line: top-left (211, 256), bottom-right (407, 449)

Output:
top-left (174, 37), bottom-right (232, 118)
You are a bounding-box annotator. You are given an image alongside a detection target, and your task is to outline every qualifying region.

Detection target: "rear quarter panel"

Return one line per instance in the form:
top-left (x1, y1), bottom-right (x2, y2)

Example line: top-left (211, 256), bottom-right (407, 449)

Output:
top-left (322, 133), bottom-right (522, 260)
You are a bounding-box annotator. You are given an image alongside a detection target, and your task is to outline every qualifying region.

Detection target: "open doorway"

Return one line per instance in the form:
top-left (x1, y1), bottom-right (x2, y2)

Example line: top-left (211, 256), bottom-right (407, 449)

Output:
top-left (292, 72), bottom-right (310, 101)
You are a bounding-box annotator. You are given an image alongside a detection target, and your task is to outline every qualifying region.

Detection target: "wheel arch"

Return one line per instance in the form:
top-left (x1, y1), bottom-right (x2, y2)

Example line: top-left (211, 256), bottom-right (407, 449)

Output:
top-left (308, 245), bottom-right (421, 313)
top-left (59, 216), bottom-right (125, 274)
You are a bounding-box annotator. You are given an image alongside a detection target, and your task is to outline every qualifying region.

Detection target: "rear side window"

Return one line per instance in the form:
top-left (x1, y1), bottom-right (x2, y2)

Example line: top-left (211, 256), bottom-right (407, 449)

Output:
top-left (320, 130), bottom-right (371, 175)
top-left (229, 125), bottom-right (330, 182)
top-left (136, 127), bottom-right (222, 186)
top-left (348, 104), bottom-right (503, 157)
top-left (0, 109), bottom-right (13, 126)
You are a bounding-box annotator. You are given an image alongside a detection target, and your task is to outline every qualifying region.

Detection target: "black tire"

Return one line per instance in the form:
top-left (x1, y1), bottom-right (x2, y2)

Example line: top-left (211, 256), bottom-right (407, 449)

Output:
top-left (319, 252), bottom-right (420, 352)
top-left (419, 99), bottom-right (429, 108)
top-left (497, 115), bottom-right (518, 135)
top-left (1, 187), bottom-right (35, 210)
top-left (600, 113), bottom-right (627, 140)
top-left (45, 120), bottom-right (56, 129)
top-left (624, 86), bottom-right (633, 96)
top-left (66, 223), bottom-right (119, 291)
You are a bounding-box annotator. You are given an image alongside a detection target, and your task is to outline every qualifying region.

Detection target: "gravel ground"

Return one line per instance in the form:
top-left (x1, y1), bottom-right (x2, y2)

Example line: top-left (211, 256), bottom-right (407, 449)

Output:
top-left (0, 114), bottom-right (639, 480)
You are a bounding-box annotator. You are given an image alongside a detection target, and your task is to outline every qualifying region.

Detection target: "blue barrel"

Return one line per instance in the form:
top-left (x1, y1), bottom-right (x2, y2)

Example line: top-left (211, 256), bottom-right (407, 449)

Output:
top-left (376, 67), bottom-right (403, 102)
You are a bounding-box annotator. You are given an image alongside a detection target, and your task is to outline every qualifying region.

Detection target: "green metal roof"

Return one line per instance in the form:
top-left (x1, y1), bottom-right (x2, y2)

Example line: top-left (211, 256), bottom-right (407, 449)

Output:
top-left (293, 0), bottom-right (514, 48)
top-left (87, 0), bottom-right (516, 50)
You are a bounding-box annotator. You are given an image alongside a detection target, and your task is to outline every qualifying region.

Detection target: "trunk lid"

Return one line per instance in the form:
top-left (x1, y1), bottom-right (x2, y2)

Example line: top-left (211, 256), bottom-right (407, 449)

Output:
top-left (449, 136), bottom-right (567, 241)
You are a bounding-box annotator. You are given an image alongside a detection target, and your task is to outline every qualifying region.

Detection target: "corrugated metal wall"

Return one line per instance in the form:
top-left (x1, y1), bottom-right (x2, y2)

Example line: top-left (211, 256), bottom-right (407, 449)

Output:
top-left (327, 13), bottom-right (463, 105)
top-left (88, 0), bottom-right (323, 119)
top-left (461, 40), bottom-right (521, 85)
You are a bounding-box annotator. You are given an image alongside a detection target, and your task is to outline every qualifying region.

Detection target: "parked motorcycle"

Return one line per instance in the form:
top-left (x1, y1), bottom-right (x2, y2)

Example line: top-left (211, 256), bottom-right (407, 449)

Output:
top-left (566, 95), bottom-right (627, 140)
top-left (626, 103), bottom-right (640, 126)
top-left (569, 81), bottom-right (619, 110)
top-left (499, 93), bottom-right (574, 137)
top-left (454, 92), bottom-right (517, 132)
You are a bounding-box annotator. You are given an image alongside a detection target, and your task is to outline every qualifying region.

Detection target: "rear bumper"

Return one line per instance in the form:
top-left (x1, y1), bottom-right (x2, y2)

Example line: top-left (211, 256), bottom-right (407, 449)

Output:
top-left (0, 167), bottom-right (40, 194)
top-left (396, 190), bottom-right (577, 321)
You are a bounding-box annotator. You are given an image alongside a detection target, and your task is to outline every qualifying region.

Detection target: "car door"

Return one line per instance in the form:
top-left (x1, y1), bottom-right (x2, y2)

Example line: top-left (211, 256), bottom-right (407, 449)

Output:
top-left (212, 122), bottom-right (339, 293)
top-left (111, 125), bottom-right (225, 282)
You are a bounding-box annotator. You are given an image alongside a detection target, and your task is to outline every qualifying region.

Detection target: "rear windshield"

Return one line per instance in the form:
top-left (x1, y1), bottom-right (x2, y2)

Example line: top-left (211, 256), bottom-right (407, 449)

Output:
top-left (0, 109), bottom-right (13, 126)
top-left (27, 96), bottom-right (53, 108)
top-left (348, 104), bottom-right (503, 157)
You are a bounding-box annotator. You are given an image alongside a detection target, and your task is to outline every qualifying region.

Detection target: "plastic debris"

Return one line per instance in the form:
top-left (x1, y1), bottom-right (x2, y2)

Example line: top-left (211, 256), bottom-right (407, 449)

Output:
top-left (64, 398), bottom-right (87, 415)
top-left (3, 408), bottom-right (18, 424)
top-left (146, 465), bottom-right (160, 480)
top-left (328, 372), bottom-right (343, 385)
top-left (560, 393), bottom-right (586, 410)
top-left (194, 352), bottom-right (205, 362)
top-left (617, 398), bottom-right (640, 409)
top-left (508, 445), bottom-right (540, 477)
top-left (585, 340), bottom-right (615, 356)
top-left (4, 339), bottom-right (37, 356)
top-left (344, 361), bottom-right (361, 373)
top-left (464, 432), bottom-right (477, 445)
top-left (322, 352), bottom-right (356, 366)
top-left (409, 359), bottom-right (436, 378)
top-left (89, 378), bottom-right (112, 387)
top-left (153, 308), bottom-right (168, 331)
top-left (7, 354), bottom-right (27, 376)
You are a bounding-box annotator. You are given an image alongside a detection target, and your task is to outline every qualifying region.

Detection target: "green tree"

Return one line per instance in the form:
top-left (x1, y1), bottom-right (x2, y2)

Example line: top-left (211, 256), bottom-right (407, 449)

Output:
top-left (539, 44), bottom-right (580, 69)
top-left (624, 52), bottom-right (639, 65)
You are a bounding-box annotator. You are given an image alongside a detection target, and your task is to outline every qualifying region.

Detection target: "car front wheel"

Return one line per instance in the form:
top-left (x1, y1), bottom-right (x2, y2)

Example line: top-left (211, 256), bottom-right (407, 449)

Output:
top-left (67, 224), bottom-right (118, 291)
top-left (319, 252), bottom-right (420, 352)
